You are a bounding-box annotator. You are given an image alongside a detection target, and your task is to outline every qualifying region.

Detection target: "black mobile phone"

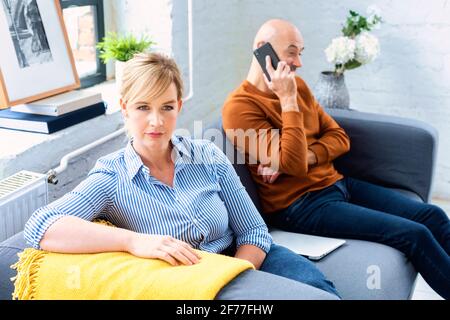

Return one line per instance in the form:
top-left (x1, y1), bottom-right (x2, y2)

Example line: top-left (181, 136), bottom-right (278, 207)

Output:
top-left (253, 42), bottom-right (280, 81)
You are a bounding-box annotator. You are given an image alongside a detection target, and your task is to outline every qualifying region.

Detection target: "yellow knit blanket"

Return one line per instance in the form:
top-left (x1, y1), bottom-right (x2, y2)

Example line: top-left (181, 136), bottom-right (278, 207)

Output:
top-left (12, 248), bottom-right (253, 300)
top-left (11, 248), bottom-right (253, 300)
top-left (12, 219), bottom-right (253, 300)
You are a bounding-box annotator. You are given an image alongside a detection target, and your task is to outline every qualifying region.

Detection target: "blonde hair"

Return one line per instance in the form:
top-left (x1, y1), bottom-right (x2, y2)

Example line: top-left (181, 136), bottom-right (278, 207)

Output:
top-left (121, 52), bottom-right (184, 103)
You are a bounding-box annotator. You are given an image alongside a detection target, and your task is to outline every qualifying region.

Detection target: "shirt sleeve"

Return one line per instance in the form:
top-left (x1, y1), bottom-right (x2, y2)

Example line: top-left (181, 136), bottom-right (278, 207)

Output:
top-left (209, 142), bottom-right (273, 253)
top-left (23, 163), bottom-right (117, 249)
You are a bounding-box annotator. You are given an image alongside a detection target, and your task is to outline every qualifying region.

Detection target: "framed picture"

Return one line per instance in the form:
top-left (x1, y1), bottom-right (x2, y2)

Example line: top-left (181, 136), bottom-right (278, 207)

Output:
top-left (0, 0), bottom-right (80, 109)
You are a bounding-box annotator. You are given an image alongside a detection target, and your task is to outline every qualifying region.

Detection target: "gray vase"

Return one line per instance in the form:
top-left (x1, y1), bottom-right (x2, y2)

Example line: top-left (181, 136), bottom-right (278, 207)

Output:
top-left (313, 71), bottom-right (350, 109)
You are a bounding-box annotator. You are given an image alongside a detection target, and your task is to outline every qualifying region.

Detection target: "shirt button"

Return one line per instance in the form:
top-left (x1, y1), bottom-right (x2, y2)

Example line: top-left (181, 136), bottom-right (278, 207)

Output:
top-left (193, 218), bottom-right (198, 224)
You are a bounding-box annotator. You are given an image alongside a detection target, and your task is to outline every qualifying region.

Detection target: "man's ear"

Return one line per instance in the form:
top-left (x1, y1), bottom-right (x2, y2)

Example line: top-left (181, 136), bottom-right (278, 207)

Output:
top-left (177, 99), bottom-right (183, 113)
top-left (120, 98), bottom-right (128, 117)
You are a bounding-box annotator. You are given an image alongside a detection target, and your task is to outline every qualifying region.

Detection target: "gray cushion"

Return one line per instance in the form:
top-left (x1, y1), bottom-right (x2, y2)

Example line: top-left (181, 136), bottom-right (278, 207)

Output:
top-left (217, 269), bottom-right (339, 300)
top-left (0, 232), bottom-right (27, 300)
top-left (314, 239), bottom-right (416, 300)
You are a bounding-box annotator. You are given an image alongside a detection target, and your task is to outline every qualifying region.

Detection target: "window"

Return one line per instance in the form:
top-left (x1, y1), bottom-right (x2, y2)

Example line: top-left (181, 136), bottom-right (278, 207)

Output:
top-left (60, 0), bottom-right (105, 87)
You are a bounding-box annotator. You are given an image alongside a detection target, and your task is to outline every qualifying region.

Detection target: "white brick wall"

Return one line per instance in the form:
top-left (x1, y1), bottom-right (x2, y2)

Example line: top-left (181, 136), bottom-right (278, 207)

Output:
top-left (110, 0), bottom-right (173, 53)
top-left (172, 0), bottom-right (248, 132)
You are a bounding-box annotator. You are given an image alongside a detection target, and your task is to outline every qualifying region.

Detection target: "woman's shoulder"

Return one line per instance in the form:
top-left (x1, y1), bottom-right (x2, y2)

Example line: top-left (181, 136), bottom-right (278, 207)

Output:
top-left (89, 147), bottom-right (127, 175)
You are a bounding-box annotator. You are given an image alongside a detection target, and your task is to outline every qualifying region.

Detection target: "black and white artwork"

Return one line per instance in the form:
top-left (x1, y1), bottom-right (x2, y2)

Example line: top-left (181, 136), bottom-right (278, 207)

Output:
top-left (1, 0), bottom-right (53, 68)
top-left (0, 0), bottom-right (79, 108)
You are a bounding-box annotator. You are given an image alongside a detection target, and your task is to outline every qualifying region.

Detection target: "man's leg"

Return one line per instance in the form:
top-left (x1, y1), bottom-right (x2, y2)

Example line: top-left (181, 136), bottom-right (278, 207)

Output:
top-left (269, 182), bottom-right (450, 299)
top-left (344, 177), bottom-right (450, 255)
top-left (259, 244), bottom-right (340, 298)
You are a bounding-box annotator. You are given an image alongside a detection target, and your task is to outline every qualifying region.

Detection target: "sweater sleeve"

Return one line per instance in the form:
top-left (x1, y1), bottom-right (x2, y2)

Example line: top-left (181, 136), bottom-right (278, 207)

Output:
top-left (308, 101), bottom-right (351, 165)
top-left (222, 98), bottom-right (309, 178)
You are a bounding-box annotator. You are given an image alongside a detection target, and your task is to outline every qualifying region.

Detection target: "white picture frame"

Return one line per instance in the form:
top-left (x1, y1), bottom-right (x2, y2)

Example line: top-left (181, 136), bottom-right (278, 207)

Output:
top-left (0, 0), bottom-right (79, 109)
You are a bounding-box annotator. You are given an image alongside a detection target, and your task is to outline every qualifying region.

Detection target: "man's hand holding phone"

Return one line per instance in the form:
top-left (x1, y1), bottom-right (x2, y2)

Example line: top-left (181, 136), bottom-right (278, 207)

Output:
top-left (263, 55), bottom-right (298, 112)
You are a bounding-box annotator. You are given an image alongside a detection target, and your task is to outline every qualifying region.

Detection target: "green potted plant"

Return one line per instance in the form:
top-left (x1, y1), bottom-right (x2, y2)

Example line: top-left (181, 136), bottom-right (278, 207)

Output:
top-left (96, 32), bottom-right (155, 88)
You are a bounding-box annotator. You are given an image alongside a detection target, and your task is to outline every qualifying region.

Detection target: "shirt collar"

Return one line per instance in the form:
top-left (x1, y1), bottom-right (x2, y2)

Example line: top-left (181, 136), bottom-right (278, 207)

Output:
top-left (124, 140), bottom-right (144, 180)
top-left (171, 135), bottom-right (192, 161)
top-left (124, 135), bottom-right (192, 180)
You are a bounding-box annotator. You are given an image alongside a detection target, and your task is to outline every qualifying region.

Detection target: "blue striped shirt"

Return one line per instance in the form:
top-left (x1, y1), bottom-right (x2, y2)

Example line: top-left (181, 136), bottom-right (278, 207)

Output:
top-left (24, 135), bottom-right (273, 254)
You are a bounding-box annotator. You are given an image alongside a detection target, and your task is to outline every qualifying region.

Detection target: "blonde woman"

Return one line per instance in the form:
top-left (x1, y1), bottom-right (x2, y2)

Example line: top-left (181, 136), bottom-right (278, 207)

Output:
top-left (24, 52), bottom-right (339, 300)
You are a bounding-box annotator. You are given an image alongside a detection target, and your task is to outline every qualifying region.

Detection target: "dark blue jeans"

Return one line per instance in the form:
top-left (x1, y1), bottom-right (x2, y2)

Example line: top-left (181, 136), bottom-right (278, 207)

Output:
top-left (268, 177), bottom-right (450, 299)
top-left (221, 243), bottom-right (340, 298)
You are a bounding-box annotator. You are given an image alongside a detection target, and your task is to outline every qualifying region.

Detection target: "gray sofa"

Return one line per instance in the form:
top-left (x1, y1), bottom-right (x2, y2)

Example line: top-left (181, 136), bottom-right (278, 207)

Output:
top-left (208, 108), bottom-right (438, 299)
top-left (0, 108), bottom-right (438, 300)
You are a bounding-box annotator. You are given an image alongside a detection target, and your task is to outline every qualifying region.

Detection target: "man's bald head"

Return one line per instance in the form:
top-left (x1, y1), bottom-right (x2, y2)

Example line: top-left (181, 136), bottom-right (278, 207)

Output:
top-left (253, 19), bottom-right (302, 49)
top-left (251, 19), bottom-right (304, 73)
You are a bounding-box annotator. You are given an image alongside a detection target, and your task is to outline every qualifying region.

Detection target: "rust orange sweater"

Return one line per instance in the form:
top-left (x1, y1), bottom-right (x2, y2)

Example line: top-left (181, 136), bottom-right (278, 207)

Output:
top-left (222, 76), bottom-right (351, 214)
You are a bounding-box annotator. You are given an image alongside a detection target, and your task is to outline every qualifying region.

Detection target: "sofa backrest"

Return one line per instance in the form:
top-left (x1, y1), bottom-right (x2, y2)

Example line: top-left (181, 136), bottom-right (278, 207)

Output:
top-left (326, 108), bottom-right (437, 202)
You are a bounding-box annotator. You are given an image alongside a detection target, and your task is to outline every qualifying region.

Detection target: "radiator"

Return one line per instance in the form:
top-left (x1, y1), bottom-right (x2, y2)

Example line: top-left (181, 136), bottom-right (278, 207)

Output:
top-left (0, 171), bottom-right (48, 242)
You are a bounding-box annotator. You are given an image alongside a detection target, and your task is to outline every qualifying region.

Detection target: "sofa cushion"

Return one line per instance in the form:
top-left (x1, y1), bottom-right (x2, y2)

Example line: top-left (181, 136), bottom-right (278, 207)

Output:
top-left (313, 238), bottom-right (416, 300)
top-left (0, 232), bottom-right (27, 300)
top-left (217, 269), bottom-right (339, 300)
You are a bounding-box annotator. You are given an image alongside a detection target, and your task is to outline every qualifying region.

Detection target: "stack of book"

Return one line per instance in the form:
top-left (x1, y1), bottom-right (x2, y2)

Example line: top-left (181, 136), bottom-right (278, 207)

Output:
top-left (0, 90), bottom-right (106, 134)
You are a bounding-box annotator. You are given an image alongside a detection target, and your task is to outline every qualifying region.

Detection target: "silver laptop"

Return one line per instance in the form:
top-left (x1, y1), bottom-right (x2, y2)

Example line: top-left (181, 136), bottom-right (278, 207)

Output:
top-left (269, 228), bottom-right (346, 260)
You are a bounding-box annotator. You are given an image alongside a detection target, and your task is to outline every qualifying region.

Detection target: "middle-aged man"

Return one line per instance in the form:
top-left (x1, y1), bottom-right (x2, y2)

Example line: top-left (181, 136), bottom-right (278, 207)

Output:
top-left (222, 19), bottom-right (450, 299)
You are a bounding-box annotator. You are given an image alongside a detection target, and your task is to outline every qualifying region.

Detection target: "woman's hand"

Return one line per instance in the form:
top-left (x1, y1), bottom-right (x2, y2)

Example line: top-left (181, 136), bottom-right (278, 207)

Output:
top-left (127, 233), bottom-right (202, 266)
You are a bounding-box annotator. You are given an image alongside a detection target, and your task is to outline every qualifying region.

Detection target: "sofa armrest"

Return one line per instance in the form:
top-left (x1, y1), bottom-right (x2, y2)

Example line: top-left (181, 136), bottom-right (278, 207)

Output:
top-left (326, 108), bottom-right (438, 202)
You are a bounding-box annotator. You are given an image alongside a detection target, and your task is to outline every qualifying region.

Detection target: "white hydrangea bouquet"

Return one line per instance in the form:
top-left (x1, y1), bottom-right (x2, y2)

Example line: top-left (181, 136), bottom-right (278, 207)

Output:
top-left (325, 6), bottom-right (383, 75)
